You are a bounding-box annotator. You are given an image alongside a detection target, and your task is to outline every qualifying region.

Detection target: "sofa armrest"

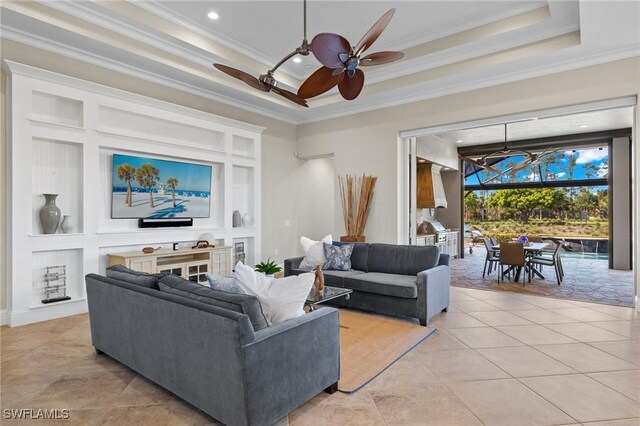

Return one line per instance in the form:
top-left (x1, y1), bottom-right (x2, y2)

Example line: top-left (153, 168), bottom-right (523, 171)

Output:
top-left (416, 264), bottom-right (451, 326)
top-left (240, 308), bottom-right (340, 425)
top-left (439, 253), bottom-right (451, 267)
top-left (284, 256), bottom-right (304, 276)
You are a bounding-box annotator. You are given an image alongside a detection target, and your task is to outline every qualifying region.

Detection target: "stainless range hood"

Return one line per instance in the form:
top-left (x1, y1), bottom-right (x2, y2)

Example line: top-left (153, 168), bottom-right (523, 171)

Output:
top-left (417, 162), bottom-right (448, 208)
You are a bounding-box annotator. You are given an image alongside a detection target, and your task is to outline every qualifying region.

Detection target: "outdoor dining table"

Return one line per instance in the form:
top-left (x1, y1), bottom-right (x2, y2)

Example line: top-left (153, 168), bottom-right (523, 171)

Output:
top-left (492, 242), bottom-right (549, 282)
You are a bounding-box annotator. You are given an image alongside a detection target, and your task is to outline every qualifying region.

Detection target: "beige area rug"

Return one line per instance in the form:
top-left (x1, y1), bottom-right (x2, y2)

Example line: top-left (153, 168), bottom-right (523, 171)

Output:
top-left (337, 310), bottom-right (436, 393)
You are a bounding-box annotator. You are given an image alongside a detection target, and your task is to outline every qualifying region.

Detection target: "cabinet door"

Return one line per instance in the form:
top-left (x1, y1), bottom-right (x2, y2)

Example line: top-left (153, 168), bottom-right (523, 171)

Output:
top-left (212, 250), bottom-right (230, 276)
top-left (128, 258), bottom-right (156, 273)
top-left (186, 261), bottom-right (209, 284)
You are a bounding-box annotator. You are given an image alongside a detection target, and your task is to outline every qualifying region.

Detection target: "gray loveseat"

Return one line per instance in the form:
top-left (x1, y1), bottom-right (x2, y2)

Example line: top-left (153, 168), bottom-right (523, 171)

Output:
top-left (85, 270), bottom-right (340, 426)
top-left (285, 243), bottom-right (450, 326)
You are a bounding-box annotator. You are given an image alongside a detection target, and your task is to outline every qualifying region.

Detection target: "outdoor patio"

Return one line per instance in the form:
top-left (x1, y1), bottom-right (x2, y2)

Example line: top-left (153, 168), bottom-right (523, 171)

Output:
top-left (451, 246), bottom-right (635, 306)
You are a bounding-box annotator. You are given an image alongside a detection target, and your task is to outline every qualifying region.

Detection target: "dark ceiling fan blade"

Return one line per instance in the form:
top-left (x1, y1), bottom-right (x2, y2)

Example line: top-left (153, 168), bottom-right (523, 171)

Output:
top-left (353, 9), bottom-right (396, 55)
top-left (310, 33), bottom-right (351, 69)
top-left (213, 64), bottom-right (269, 92)
top-left (271, 86), bottom-right (308, 107)
top-left (460, 155), bottom-right (501, 175)
top-left (360, 51), bottom-right (405, 66)
top-left (338, 68), bottom-right (365, 100)
top-left (298, 66), bottom-right (345, 99)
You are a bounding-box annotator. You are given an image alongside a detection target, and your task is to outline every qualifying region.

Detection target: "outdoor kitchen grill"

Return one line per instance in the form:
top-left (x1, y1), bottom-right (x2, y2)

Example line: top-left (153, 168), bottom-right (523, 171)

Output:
top-left (423, 220), bottom-right (447, 243)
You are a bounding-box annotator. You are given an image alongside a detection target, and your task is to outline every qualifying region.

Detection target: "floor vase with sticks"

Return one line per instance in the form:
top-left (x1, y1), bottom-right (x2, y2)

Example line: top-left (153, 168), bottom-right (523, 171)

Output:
top-left (339, 174), bottom-right (377, 243)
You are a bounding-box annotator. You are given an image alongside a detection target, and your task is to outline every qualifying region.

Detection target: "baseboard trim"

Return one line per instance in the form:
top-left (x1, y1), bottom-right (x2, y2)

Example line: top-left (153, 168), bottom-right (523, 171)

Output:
top-left (7, 300), bottom-right (88, 327)
top-left (0, 309), bottom-right (7, 326)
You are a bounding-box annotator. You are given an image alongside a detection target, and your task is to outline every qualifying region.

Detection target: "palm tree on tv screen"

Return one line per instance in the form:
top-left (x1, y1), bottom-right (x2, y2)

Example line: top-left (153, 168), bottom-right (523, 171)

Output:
top-left (166, 177), bottom-right (179, 207)
top-left (116, 164), bottom-right (136, 207)
top-left (136, 164), bottom-right (160, 208)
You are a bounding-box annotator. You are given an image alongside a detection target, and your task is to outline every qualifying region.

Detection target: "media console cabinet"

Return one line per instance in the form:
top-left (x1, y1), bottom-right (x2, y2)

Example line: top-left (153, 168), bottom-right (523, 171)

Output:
top-left (107, 246), bottom-right (233, 284)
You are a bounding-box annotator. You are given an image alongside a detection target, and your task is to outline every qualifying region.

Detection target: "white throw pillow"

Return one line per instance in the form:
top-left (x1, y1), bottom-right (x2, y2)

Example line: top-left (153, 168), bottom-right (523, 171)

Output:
top-left (299, 234), bottom-right (332, 270)
top-left (234, 262), bottom-right (314, 326)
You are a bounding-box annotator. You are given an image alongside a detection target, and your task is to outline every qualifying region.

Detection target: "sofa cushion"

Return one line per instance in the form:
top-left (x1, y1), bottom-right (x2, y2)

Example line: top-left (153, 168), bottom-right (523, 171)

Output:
top-left (106, 264), bottom-right (162, 289)
top-left (333, 242), bottom-right (369, 272)
top-left (345, 273), bottom-right (418, 299)
top-left (321, 270), bottom-right (365, 287)
top-left (205, 273), bottom-right (244, 294)
top-left (158, 275), bottom-right (268, 331)
top-left (299, 234), bottom-right (332, 270)
top-left (368, 244), bottom-right (440, 276)
top-left (323, 243), bottom-right (354, 271)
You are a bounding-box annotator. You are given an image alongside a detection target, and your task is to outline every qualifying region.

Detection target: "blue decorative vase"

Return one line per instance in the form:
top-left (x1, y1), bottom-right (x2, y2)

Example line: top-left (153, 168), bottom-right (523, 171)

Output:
top-left (517, 235), bottom-right (529, 244)
top-left (39, 193), bottom-right (61, 234)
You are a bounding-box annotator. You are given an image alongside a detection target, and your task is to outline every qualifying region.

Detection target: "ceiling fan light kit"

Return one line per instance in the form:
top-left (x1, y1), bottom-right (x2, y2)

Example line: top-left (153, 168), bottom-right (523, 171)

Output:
top-left (213, 0), bottom-right (404, 107)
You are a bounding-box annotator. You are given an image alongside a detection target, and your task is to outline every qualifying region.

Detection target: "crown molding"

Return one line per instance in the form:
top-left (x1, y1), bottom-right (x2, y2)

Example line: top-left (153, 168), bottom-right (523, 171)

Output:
top-left (297, 46), bottom-right (640, 125)
top-left (376, 3), bottom-right (550, 52)
top-left (41, 0), bottom-right (226, 68)
top-left (1, 27), bottom-right (294, 126)
top-left (363, 22), bottom-right (580, 86)
top-left (133, 0), bottom-right (306, 80)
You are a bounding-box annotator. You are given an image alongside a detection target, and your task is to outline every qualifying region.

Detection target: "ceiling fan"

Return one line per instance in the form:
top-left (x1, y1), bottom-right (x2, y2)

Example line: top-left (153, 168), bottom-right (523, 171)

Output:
top-left (465, 123), bottom-right (560, 183)
top-left (213, 1), bottom-right (404, 106)
top-left (297, 9), bottom-right (405, 100)
top-left (213, 0), bottom-right (312, 107)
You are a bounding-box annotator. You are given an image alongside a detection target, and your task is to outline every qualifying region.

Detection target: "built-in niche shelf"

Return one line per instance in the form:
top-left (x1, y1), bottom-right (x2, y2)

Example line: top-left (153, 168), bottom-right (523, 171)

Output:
top-left (31, 138), bottom-right (84, 235)
top-left (32, 91), bottom-right (84, 128)
top-left (232, 165), bottom-right (255, 224)
top-left (98, 106), bottom-right (225, 153)
top-left (232, 135), bottom-right (256, 158)
top-left (31, 248), bottom-right (84, 309)
top-left (233, 237), bottom-right (255, 268)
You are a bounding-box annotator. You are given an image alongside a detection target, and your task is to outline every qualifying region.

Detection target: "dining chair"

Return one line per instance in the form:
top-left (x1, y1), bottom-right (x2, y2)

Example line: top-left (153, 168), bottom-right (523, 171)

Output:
top-left (483, 237), bottom-right (499, 278)
top-left (498, 242), bottom-right (525, 284)
top-left (528, 243), bottom-right (563, 285)
top-left (490, 236), bottom-right (499, 246)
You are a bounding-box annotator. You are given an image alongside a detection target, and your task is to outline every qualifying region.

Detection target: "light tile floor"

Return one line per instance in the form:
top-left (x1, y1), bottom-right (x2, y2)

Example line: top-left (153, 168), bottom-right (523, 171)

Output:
top-left (1, 287), bottom-right (639, 425)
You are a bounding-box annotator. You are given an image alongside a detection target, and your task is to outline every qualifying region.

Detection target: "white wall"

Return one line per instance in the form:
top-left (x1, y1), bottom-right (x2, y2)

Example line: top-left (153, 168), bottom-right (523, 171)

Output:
top-left (417, 136), bottom-right (460, 170)
top-left (295, 157), bottom-right (335, 246)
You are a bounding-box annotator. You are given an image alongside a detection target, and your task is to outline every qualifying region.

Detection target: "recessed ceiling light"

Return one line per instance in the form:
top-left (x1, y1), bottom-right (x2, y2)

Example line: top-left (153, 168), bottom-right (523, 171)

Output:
top-left (456, 140), bottom-right (464, 143)
top-left (579, 125), bottom-right (589, 128)
top-left (293, 57), bottom-right (302, 63)
top-left (207, 11), bottom-right (219, 20)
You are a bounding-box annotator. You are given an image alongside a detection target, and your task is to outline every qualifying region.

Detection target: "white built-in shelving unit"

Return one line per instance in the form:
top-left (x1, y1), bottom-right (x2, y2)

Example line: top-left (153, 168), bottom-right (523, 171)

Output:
top-left (4, 61), bottom-right (264, 326)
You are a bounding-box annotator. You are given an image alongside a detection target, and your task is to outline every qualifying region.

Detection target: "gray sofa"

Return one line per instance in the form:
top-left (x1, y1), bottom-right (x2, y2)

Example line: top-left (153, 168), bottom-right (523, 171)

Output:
top-left (285, 243), bottom-right (450, 326)
top-left (85, 271), bottom-right (340, 426)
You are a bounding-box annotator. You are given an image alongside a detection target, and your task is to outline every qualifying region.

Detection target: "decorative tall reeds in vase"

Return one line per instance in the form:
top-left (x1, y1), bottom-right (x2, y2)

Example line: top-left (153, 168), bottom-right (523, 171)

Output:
top-left (338, 174), bottom-right (377, 243)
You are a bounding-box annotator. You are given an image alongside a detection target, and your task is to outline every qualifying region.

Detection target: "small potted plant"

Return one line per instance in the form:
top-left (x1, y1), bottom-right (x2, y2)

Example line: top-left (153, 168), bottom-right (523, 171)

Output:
top-left (255, 258), bottom-right (282, 278)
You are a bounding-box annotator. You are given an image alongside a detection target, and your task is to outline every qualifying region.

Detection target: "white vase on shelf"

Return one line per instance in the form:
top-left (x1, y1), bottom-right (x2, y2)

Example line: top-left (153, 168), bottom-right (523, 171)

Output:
top-left (242, 214), bottom-right (251, 227)
top-left (60, 215), bottom-right (73, 234)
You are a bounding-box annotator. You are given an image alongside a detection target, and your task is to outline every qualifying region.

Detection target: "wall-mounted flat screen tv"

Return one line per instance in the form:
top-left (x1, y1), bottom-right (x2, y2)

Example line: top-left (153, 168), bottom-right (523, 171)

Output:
top-left (112, 154), bottom-right (212, 219)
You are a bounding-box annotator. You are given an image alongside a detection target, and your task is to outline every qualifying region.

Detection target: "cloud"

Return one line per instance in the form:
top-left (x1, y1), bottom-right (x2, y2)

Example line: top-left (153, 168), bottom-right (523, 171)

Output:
top-left (596, 164), bottom-right (608, 177)
top-left (556, 172), bottom-right (567, 178)
top-left (575, 148), bottom-right (607, 164)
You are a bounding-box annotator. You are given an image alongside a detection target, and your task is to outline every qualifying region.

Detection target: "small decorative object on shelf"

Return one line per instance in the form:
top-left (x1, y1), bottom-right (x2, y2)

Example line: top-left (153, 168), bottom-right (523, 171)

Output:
top-left (232, 210), bottom-right (242, 227)
top-left (242, 214), bottom-right (251, 227)
top-left (60, 215), bottom-right (73, 234)
top-left (173, 242), bottom-right (179, 251)
top-left (42, 265), bottom-right (71, 304)
top-left (234, 242), bottom-right (245, 265)
top-left (39, 193), bottom-right (61, 234)
top-left (338, 174), bottom-right (378, 243)
top-left (314, 266), bottom-right (325, 296)
top-left (142, 246), bottom-right (161, 254)
top-left (255, 258), bottom-right (282, 277)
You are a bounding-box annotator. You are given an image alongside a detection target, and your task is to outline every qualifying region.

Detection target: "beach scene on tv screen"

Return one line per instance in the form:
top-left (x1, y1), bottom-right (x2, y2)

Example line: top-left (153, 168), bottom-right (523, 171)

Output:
top-left (112, 154), bottom-right (212, 219)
